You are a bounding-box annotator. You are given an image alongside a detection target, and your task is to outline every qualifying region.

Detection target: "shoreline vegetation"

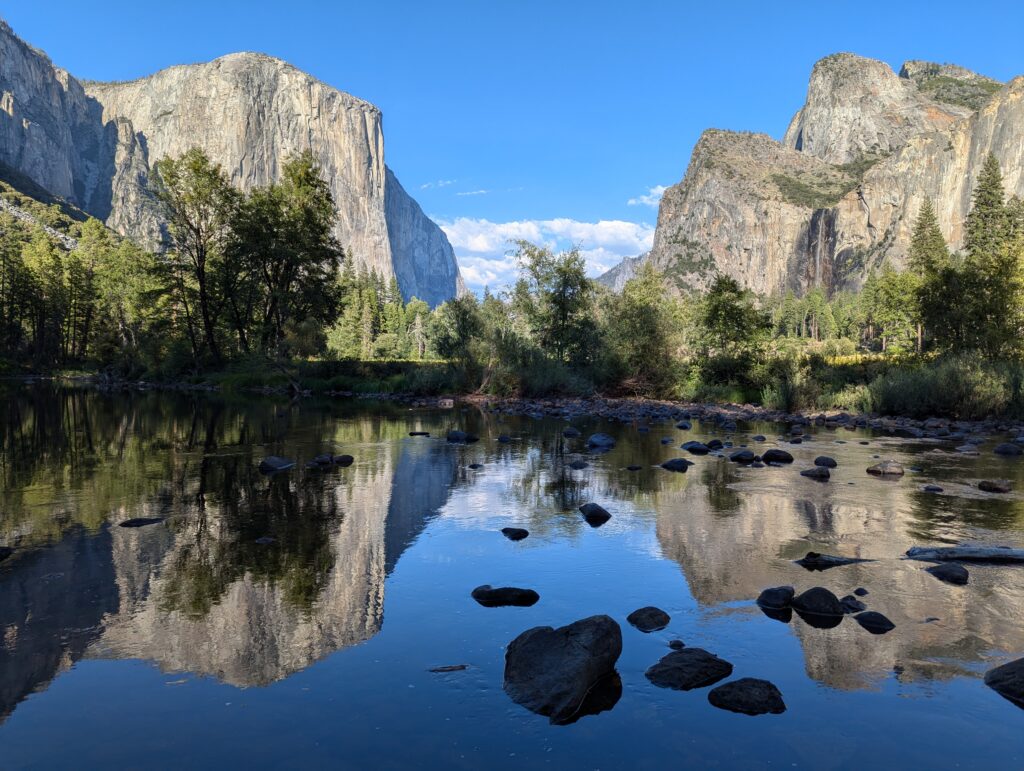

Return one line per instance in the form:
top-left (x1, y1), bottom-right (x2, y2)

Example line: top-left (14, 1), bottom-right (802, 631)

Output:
top-left (2, 150), bottom-right (1023, 421)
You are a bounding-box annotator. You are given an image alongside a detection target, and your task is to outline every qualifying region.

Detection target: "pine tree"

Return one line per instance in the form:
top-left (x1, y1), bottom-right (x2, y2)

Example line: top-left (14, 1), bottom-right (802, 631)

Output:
top-left (964, 153), bottom-right (1007, 259)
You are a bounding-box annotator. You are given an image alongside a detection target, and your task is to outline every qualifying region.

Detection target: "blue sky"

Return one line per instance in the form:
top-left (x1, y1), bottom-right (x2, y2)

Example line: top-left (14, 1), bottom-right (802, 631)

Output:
top-left (5, 1), bottom-right (1023, 291)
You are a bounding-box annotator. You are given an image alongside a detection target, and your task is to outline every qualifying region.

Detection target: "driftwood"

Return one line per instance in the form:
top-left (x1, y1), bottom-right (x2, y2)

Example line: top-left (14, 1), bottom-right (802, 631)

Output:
top-left (906, 546), bottom-right (1024, 563)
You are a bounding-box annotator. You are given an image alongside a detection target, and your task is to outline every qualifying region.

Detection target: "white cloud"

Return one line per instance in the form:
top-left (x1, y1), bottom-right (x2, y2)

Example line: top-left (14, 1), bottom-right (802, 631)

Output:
top-left (627, 184), bottom-right (668, 208)
top-left (420, 179), bottom-right (457, 190)
top-left (456, 189), bottom-right (490, 196)
top-left (438, 217), bottom-right (655, 293)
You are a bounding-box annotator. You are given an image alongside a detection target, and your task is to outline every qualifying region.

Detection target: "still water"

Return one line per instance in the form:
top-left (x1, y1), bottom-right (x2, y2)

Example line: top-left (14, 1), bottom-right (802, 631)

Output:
top-left (1, 384), bottom-right (1024, 768)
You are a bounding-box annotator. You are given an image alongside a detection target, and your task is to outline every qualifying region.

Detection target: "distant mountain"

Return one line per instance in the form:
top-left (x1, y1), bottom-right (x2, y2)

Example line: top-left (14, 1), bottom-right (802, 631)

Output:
top-left (0, 20), bottom-right (464, 305)
top-left (595, 252), bottom-right (646, 291)
top-left (601, 53), bottom-right (1019, 295)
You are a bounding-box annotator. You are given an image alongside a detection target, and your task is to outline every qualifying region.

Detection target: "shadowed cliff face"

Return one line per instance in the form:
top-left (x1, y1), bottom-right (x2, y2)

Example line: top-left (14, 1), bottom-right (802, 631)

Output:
top-left (633, 53), bottom-right (1021, 296)
top-left (0, 21), bottom-right (462, 305)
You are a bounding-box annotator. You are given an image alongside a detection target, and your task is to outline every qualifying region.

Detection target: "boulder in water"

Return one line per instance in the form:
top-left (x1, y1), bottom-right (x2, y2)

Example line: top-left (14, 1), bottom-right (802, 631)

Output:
top-left (708, 678), bottom-right (786, 715)
top-left (579, 502), bottom-right (612, 527)
top-left (586, 433), bottom-right (616, 449)
top-left (791, 586), bottom-right (844, 617)
top-left (660, 458), bottom-right (693, 472)
top-left (854, 611), bottom-right (895, 634)
top-left (645, 648), bottom-right (733, 691)
top-left (979, 479), bottom-right (1012, 493)
top-left (794, 552), bottom-right (872, 571)
top-left (756, 586), bottom-right (795, 609)
top-left (994, 443), bottom-right (1023, 456)
top-left (259, 456), bottom-right (295, 474)
top-left (472, 585), bottom-right (540, 607)
top-left (814, 456), bottom-right (838, 468)
top-left (763, 449), bottom-right (794, 464)
top-left (501, 527), bottom-right (530, 541)
top-left (867, 460), bottom-right (904, 477)
top-left (626, 606), bottom-right (671, 632)
top-left (985, 657), bottom-right (1024, 708)
top-left (801, 466), bottom-right (830, 480)
top-left (925, 563), bottom-right (969, 585)
top-left (119, 517), bottom-right (164, 528)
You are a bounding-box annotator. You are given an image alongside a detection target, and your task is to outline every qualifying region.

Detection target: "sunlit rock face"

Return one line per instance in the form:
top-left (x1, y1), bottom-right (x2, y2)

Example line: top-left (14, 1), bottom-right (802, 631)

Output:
top-left (0, 21), bottom-right (462, 304)
top-left (624, 53), bottom-right (1021, 296)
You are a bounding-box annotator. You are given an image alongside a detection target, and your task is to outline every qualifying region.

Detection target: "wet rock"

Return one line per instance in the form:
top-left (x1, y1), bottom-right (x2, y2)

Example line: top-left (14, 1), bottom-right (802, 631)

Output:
top-left (626, 465), bottom-right (643, 471)
top-left (794, 552), bottom-right (872, 571)
top-left (925, 563), bottom-right (969, 585)
top-left (447, 430), bottom-right (479, 444)
top-left (750, 461), bottom-right (765, 468)
top-left (756, 586), bottom-right (795, 609)
top-left (906, 545), bottom-right (1024, 563)
top-left (429, 664), bottom-right (468, 673)
top-left (504, 615), bottom-right (622, 724)
top-left (501, 527), bottom-right (530, 541)
top-left (791, 587), bottom-right (844, 618)
top-left (259, 456), bottom-right (295, 474)
top-left (333, 454), bottom-right (354, 467)
top-left (579, 502), bottom-right (612, 527)
top-left (587, 433), bottom-right (616, 449)
top-left (707, 439), bottom-right (724, 450)
top-left (660, 437), bottom-right (674, 445)
top-left (661, 458), bottom-right (693, 472)
top-left (801, 466), bottom-right (830, 480)
top-left (312, 453), bottom-right (334, 465)
top-left (985, 657), bottom-right (1024, 708)
top-left (409, 431), bottom-right (430, 436)
top-left (645, 648), bottom-right (734, 691)
top-left (729, 449), bottom-right (755, 464)
top-left (568, 460), bottom-right (589, 470)
top-left (979, 479), bottom-right (1012, 493)
top-left (708, 678), bottom-right (786, 715)
top-left (815, 456), bottom-right (838, 468)
top-left (763, 449), bottom-right (794, 464)
top-left (923, 484), bottom-right (944, 493)
top-left (867, 460), bottom-right (904, 477)
top-left (854, 587), bottom-right (869, 597)
top-left (563, 427), bottom-right (581, 438)
top-left (119, 517), bottom-right (164, 528)
top-left (854, 611), bottom-right (895, 635)
top-left (752, 435), bottom-right (766, 442)
top-left (472, 585), bottom-right (540, 607)
top-left (994, 443), bottom-right (1023, 456)
top-left (668, 639), bottom-right (685, 650)
top-left (840, 595), bottom-right (867, 614)
top-left (676, 420), bottom-right (691, 430)
top-left (682, 441), bottom-right (710, 455)
top-left (626, 606), bottom-right (671, 632)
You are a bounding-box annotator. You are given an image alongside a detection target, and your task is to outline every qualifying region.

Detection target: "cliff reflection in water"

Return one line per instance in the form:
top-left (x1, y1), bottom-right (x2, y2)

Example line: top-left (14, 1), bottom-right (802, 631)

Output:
top-left (0, 386), bottom-right (457, 719)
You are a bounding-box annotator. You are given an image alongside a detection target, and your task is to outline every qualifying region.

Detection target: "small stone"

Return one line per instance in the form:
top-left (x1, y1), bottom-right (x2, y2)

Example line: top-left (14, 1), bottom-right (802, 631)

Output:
top-left (923, 484), bottom-right (944, 493)
top-left (854, 587), bottom-right (869, 597)
top-left (498, 434), bottom-right (512, 443)
top-left (626, 606), bottom-right (671, 632)
top-left (429, 664), bottom-right (468, 673)
top-left (814, 456), bottom-right (838, 468)
top-left (708, 678), bottom-right (786, 715)
top-left (409, 431), bottom-right (430, 436)
top-left (579, 502), bottom-right (611, 527)
top-left (626, 465), bottom-right (643, 471)
top-left (867, 460), bottom-right (904, 476)
top-left (660, 458), bottom-right (693, 472)
top-left (801, 466), bottom-right (830, 480)
top-left (501, 527), bottom-right (530, 541)
top-left (471, 585), bottom-right (540, 607)
top-left (854, 611), bottom-right (895, 634)
top-left (794, 552), bottom-right (871, 570)
top-left (682, 441), bottom-right (710, 455)
top-left (668, 639), bottom-right (685, 650)
top-left (568, 460), bottom-right (589, 470)
top-left (979, 479), bottom-right (1012, 493)
top-left (586, 433), bottom-right (616, 449)
top-left (763, 449), bottom-right (794, 464)
top-left (119, 517), bottom-right (164, 528)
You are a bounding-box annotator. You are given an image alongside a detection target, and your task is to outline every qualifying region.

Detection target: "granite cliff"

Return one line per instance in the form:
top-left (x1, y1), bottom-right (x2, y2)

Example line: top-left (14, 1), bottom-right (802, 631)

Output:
top-left (0, 20), bottom-right (462, 305)
top-left (604, 52), bottom-right (1020, 296)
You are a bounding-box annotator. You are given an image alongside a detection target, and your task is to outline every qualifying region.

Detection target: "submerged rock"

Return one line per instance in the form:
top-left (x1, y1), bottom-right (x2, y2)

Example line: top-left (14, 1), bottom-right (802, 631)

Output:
top-left (586, 433), bottom-right (616, 449)
top-left (498, 434), bottom-right (512, 443)
top-left (994, 443), bottom-right (1023, 456)
top-left (676, 420), bottom-right (692, 430)
top-left (985, 657), bottom-right (1024, 708)
top-left (979, 479), bottom-right (1012, 493)
top-left (645, 648), bottom-right (734, 691)
top-left (468, 462), bottom-right (484, 470)
top-left (660, 458), bottom-right (693, 472)
top-left (708, 678), bottom-right (786, 715)
top-left (923, 484), bottom-right (944, 493)
top-left (504, 615), bottom-right (622, 724)
top-left (568, 460), bottom-right (589, 470)
top-left (119, 517), bottom-right (164, 528)
top-left (258, 456), bottom-right (295, 474)
top-left (867, 460), bottom-right (904, 477)
top-left (682, 441), bottom-right (710, 455)
top-left (626, 465), bottom-right (643, 471)
top-left (471, 585), bottom-right (540, 607)
top-left (501, 527), bottom-right (530, 541)
top-left (794, 552), bottom-right (872, 571)
top-left (791, 587), bottom-right (844, 617)
top-left (925, 563), bottom-right (969, 585)
top-left (579, 502), bottom-right (612, 527)
top-left (562, 427), bottom-right (581, 438)
top-left (0, 546), bottom-right (13, 562)
top-left (756, 586), bottom-right (795, 609)
top-left (762, 449), bottom-right (794, 464)
top-left (854, 611), bottom-right (895, 634)
top-left (409, 431), bottom-right (430, 436)
top-left (447, 430), bottom-right (479, 444)
top-left (626, 606), bottom-right (671, 632)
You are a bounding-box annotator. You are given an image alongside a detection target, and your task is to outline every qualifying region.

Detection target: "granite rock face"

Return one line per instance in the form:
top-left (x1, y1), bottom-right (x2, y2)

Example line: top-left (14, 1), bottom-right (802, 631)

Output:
top-left (608, 52), bottom-right (1020, 298)
top-left (0, 21), bottom-right (462, 304)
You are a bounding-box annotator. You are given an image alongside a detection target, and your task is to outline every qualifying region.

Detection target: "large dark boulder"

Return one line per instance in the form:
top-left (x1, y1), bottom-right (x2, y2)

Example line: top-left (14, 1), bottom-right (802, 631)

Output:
top-left (794, 552), bottom-right (872, 571)
top-left (579, 502), bottom-right (612, 527)
top-left (333, 454), bottom-right (354, 467)
top-left (729, 450), bottom-right (756, 464)
top-left (985, 657), bottom-right (1024, 708)
top-left (645, 648), bottom-right (733, 691)
top-left (626, 606), bottom-right (670, 632)
top-left (791, 587), bottom-right (844, 617)
top-left (707, 439), bottom-right (724, 450)
top-left (661, 458), bottom-right (693, 472)
top-left (756, 586), bottom-right (795, 609)
top-left (504, 615), bottom-right (623, 724)
top-left (708, 678), bottom-right (786, 715)
top-left (258, 456), bottom-right (295, 474)
top-left (682, 441), bottom-right (710, 455)
top-left (472, 585), bottom-right (540, 607)
top-left (925, 562), bottom-right (969, 585)
top-left (762, 449), bottom-right (794, 464)
top-left (814, 456), bottom-right (838, 468)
